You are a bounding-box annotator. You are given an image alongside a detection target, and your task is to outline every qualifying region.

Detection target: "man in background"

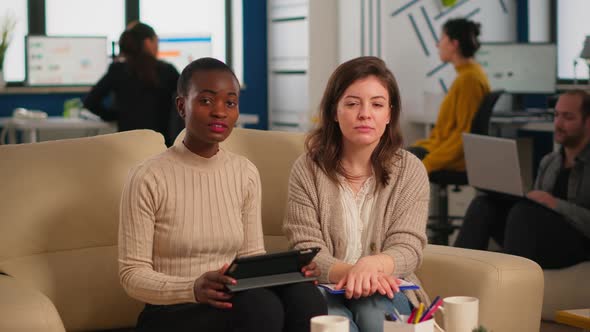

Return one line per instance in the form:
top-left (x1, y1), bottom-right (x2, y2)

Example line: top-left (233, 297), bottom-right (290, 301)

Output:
top-left (455, 90), bottom-right (590, 269)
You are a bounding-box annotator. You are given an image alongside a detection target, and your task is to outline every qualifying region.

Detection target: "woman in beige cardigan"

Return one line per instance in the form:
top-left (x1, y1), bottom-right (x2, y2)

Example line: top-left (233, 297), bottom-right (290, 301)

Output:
top-left (283, 56), bottom-right (430, 332)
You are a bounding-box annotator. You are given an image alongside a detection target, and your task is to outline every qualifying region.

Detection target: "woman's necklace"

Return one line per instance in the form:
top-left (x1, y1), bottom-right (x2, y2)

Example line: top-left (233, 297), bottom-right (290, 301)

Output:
top-left (343, 172), bottom-right (372, 194)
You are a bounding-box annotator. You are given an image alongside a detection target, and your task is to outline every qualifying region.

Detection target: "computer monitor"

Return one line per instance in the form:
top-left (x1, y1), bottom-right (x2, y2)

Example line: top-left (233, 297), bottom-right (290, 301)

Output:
top-left (475, 43), bottom-right (557, 94)
top-left (157, 36), bottom-right (213, 73)
top-left (26, 35), bottom-right (109, 86)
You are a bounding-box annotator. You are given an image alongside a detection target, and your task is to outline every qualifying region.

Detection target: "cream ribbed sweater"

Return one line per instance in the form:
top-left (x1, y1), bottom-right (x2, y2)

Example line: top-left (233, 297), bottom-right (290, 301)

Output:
top-left (283, 149), bottom-right (430, 304)
top-left (118, 141), bottom-right (264, 305)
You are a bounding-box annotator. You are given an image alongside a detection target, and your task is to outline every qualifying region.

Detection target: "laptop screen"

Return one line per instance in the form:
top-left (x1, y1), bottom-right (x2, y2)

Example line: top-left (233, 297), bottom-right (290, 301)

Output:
top-left (462, 133), bottom-right (527, 197)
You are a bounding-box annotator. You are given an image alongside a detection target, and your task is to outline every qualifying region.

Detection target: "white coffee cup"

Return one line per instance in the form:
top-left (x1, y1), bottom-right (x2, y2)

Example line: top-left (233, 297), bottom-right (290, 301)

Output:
top-left (311, 315), bottom-right (350, 332)
top-left (438, 296), bottom-right (479, 332)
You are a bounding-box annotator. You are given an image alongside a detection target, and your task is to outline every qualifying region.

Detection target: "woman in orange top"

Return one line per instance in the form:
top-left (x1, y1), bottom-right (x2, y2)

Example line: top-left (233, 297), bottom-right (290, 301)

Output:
top-left (408, 18), bottom-right (490, 173)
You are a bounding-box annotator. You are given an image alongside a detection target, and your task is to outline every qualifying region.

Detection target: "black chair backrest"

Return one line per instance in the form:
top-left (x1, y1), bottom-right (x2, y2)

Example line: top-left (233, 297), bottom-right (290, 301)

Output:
top-left (470, 90), bottom-right (504, 135)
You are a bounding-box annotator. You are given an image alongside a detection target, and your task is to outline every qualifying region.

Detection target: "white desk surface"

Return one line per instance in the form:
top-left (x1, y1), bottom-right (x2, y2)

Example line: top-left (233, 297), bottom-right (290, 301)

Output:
top-left (0, 117), bottom-right (115, 130)
top-left (407, 111), bottom-right (554, 136)
top-left (0, 117), bottom-right (116, 144)
top-left (237, 113), bottom-right (259, 126)
top-left (0, 86), bottom-right (91, 95)
top-left (0, 114), bottom-right (259, 131)
top-left (0, 114), bottom-right (261, 144)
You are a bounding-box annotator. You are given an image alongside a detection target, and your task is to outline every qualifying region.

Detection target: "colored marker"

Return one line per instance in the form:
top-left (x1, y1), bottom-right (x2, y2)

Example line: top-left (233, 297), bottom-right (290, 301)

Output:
top-left (414, 303), bottom-right (425, 324)
top-left (407, 308), bottom-right (416, 324)
top-left (420, 296), bottom-right (440, 321)
top-left (421, 297), bottom-right (443, 322)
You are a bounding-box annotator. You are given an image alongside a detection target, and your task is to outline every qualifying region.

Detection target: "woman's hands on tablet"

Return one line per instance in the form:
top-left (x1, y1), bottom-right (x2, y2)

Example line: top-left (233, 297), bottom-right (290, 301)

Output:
top-left (194, 264), bottom-right (236, 309)
top-left (301, 261), bottom-right (321, 284)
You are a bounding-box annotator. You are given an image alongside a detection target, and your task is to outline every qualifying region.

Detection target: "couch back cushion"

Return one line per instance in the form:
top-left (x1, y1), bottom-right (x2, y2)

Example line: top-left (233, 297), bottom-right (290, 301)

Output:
top-left (176, 128), bottom-right (306, 252)
top-left (0, 130), bottom-right (167, 330)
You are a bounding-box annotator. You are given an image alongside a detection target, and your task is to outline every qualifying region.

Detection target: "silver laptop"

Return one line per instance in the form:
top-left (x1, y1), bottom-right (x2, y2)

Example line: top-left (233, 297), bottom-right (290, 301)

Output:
top-left (462, 133), bottom-right (531, 197)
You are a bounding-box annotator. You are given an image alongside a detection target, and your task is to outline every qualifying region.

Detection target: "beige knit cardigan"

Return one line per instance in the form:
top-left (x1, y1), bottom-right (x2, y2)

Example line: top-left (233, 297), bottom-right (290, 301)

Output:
top-left (283, 149), bottom-right (431, 305)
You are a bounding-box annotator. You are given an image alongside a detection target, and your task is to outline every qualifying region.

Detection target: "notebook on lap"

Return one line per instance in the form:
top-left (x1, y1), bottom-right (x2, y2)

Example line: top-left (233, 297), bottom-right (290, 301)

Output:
top-left (224, 247), bottom-right (320, 292)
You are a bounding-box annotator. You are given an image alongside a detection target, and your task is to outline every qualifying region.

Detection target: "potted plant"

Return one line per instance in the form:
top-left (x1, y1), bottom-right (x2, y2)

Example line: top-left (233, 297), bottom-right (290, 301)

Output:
top-left (0, 11), bottom-right (17, 88)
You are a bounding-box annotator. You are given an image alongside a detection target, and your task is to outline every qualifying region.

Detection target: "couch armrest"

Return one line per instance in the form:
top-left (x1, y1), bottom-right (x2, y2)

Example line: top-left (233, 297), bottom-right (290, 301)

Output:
top-left (417, 245), bottom-right (544, 332)
top-left (0, 275), bottom-right (65, 332)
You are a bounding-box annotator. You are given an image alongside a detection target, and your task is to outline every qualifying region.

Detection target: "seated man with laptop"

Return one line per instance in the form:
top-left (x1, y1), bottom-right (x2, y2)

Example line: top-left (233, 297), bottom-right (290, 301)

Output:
top-left (455, 90), bottom-right (590, 269)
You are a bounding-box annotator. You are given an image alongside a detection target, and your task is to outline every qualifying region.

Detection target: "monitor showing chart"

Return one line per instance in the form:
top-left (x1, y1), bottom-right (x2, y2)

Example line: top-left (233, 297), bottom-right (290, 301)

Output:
top-left (476, 43), bottom-right (557, 94)
top-left (26, 36), bottom-right (109, 86)
top-left (157, 36), bottom-right (213, 73)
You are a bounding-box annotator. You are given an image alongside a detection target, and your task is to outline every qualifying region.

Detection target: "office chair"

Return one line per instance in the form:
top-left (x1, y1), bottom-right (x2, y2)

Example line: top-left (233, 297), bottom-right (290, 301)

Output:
top-left (428, 90), bottom-right (504, 245)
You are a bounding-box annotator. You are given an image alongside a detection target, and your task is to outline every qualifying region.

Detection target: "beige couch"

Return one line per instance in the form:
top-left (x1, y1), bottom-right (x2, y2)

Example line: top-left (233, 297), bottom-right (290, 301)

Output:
top-left (0, 129), bottom-right (545, 331)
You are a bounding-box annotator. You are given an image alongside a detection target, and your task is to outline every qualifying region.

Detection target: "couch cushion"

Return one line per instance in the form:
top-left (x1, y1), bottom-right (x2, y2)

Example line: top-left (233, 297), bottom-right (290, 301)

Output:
top-left (542, 262), bottom-right (590, 320)
top-left (0, 130), bottom-right (167, 330)
top-left (264, 235), bottom-right (290, 253)
top-left (0, 274), bottom-right (65, 332)
top-left (418, 245), bottom-right (544, 332)
top-left (0, 246), bottom-right (144, 331)
top-left (0, 130), bottom-right (166, 260)
top-left (222, 129), bottom-right (305, 236)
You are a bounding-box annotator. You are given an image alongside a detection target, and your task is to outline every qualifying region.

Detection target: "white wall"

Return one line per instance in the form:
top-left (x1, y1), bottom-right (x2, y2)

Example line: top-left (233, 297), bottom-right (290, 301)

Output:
top-left (267, 0), bottom-right (338, 131)
top-left (528, 0), bottom-right (550, 43)
top-left (338, 0), bottom-right (362, 63)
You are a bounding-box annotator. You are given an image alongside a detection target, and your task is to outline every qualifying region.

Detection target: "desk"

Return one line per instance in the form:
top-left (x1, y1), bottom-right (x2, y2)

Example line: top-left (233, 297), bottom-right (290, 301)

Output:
top-left (237, 113), bottom-right (260, 127)
top-left (408, 112), bottom-right (554, 138)
top-left (488, 114), bottom-right (554, 135)
top-left (0, 117), bottom-right (116, 144)
top-left (0, 114), bottom-right (261, 144)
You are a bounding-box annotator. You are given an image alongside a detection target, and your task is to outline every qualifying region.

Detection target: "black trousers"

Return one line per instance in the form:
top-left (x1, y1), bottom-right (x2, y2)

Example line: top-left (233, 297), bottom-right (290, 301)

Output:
top-left (136, 282), bottom-right (327, 332)
top-left (455, 193), bottom-right (590, 269)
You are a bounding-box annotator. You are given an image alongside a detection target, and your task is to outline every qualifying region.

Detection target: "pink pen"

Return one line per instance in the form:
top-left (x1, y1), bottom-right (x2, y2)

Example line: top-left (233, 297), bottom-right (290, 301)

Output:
top-left (420, 296), bottom-right (440, 321)
top-left (420, 297), bottom-right (443, 322)
top-left (407, 308), bottom-right (416, 324)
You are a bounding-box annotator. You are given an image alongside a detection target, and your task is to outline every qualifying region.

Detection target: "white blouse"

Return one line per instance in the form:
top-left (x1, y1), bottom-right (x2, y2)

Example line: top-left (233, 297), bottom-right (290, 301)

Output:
top-left (338, 176), bottom-right (377, 264)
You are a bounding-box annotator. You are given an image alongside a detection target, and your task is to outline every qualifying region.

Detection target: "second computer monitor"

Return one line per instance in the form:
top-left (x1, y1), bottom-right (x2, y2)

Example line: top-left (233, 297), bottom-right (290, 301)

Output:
top-left (157, 35), bottom-right (213, 73)
top-left (476, 43), bottom-right (557, 94)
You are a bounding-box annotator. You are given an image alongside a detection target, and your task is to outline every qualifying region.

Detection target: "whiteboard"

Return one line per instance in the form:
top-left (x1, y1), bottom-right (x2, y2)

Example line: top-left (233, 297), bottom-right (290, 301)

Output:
top-left (476, 43), bottom-right (556, 94)
top-left (26, 36), bottom-right (109, 86)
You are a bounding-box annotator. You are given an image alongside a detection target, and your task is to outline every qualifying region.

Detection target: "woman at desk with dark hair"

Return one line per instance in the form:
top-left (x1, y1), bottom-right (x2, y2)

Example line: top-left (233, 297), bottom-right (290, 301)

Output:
top-left (84, 22), bottom-right (180, 146)
top-left (408, 18), bottom-right (490, 173)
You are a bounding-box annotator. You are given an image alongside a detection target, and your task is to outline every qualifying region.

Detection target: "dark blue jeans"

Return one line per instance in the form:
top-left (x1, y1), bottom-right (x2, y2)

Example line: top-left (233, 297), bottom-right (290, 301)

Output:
top-left (318, 287), bottom-right (412, 332)
top-left (455, 193), bottom-right (590, 269)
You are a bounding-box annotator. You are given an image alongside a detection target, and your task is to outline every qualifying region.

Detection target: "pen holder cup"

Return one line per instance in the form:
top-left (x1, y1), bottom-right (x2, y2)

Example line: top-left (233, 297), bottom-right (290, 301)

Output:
top-left (384, 316), bottom-right (434, 332)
